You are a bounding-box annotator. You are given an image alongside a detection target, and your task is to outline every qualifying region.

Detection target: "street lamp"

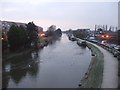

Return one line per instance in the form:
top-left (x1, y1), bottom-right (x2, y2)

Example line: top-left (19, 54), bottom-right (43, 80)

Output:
top-left (40, 33), bottom-right (45, 37)
top-left (106, 35), bottom-right (109, 38)
top-left (1, 38), bottom-right (4, 40)
top-left (101, 35), bottom-right (105, 38)
top-left (101, 34), bottom-right (110, 39)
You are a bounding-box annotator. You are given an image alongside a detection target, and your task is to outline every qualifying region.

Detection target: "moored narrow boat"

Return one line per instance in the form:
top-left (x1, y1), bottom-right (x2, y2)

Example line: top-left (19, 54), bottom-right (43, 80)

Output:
top-left (77, 40), bottom-right (87, 47)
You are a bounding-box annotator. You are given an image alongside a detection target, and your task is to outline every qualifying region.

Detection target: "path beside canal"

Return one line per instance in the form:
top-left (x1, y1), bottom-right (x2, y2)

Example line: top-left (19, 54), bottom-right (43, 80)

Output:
top-left (91, 42), bottom-right (118, 88)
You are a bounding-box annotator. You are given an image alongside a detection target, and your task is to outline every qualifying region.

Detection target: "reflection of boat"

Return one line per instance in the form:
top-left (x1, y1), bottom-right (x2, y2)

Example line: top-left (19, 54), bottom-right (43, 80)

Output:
top-left (77, 40), bottom-right (87, 47)
top-left (70, 37), bottom-right (76, 41)
top-left (68, 35), bottom-right (76, 41)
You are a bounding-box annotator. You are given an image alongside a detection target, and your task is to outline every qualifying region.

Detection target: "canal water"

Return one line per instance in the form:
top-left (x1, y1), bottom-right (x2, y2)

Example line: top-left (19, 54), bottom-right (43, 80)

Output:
top-left (3, 34), bottom-right (91, 88)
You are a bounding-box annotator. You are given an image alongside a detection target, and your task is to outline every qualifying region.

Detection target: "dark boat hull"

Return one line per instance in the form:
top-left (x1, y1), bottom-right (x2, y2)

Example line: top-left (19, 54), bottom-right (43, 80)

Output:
top-left (77, 41), bottom-right (87, 47)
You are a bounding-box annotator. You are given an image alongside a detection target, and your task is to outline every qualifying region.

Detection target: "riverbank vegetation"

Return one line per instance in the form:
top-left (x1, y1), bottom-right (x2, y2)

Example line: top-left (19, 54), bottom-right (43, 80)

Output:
top-left (80, 42), bottom-right (104, 88)
top-left (2, 22), bottom-right (39, 53)
top-left (2, 22), bottom-right (62, 60)
top-left (72, 29), bottom-right (89, 39)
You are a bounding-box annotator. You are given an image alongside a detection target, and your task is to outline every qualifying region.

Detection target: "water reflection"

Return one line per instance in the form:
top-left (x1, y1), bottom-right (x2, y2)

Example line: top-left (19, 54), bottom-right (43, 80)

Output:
top-left (2, 50), bottom-right (40, 88)
top-left (3, 34), bottom-right (91, 88)
top-left (48, 37), bottom-right (61, 46)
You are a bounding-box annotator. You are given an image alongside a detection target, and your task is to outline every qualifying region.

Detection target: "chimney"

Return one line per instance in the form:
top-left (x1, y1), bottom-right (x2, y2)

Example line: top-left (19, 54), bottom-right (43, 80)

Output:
top-left (106, 25), bottom-right (107, 31)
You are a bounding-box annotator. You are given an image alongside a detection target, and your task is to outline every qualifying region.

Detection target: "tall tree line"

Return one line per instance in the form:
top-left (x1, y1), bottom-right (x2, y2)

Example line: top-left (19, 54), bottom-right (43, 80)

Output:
top-left (3, 22), bottom-right (39, 52)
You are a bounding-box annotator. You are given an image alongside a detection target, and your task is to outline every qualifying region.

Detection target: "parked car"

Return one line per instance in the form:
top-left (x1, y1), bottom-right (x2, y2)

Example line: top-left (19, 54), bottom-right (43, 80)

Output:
top-left (108, 44), bottom-right (117, 49)
top-left (101, 40), bottom-right (107, 45)
top-left (101, 40), bottom-right (109, 47)
top-left (108, 44), bottom-right (120, 57)
top-left (114, 45), bottom-right (120, 52)
top-left (113, 51), bottom-right (118, 57)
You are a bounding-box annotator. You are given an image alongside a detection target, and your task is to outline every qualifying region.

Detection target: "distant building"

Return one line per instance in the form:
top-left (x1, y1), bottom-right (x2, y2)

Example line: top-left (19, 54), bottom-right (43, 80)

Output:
top-left (1, 21), bottom-right (43, 42)
top-left (1, 21), bottom-right (27, 37)
top-left (95, 30), bottom-right (118, 44)
top-left (2, 21), bottom-right (26, 31)
top-left (1, 20), bottom-right (43, 33)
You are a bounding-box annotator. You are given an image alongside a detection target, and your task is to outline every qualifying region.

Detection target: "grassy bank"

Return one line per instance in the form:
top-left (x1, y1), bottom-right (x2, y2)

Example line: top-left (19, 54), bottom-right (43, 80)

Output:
top-left (80, 42), bottom-right (104, 88)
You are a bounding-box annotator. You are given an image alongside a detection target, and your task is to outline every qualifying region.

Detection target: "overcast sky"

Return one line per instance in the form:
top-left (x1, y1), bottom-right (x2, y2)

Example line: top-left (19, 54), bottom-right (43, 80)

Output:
top-left (0, 0), bottom-right (119, 31)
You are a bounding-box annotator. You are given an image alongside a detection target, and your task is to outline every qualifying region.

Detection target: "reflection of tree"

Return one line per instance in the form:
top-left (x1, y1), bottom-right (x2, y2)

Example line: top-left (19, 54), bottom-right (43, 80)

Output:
top-left (2, 62), bottom-right (10, 88)
top-left (10, 69), bottom-right (27, 84)
top-left (48, 39), bottom-right (57, 45)
top-left (27, 62), bottom-right (39, 77)
top-left (45, 25), bottom-right (62, 48)
top-left (3, 50), bottom-right (40, 87)
top-left (80, 46), bottom-right (87, 49)
top-left (2, 74), bottom-right (10, 88)
top-left (28, 51), bottom-right (39, 77)
top-left (48, 36), bottom-right (61, 46)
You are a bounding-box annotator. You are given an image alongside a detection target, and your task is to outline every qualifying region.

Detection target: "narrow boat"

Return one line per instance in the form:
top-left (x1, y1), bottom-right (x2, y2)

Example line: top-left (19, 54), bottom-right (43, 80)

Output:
top-left (68, 35), bottom-right (76, 41)
top-left (77, 40), bottom-right (87, 47)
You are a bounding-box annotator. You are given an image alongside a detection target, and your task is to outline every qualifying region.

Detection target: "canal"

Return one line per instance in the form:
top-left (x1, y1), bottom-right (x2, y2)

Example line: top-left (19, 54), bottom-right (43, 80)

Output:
top-left (3, 34), bottom-right (91, 88)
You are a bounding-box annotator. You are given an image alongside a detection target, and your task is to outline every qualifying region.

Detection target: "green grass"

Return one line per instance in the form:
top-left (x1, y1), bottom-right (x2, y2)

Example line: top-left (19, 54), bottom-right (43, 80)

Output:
top-left (80, 42), bottom-right (104, 88)
top-left (90, 45), bottom-right (103, 88)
